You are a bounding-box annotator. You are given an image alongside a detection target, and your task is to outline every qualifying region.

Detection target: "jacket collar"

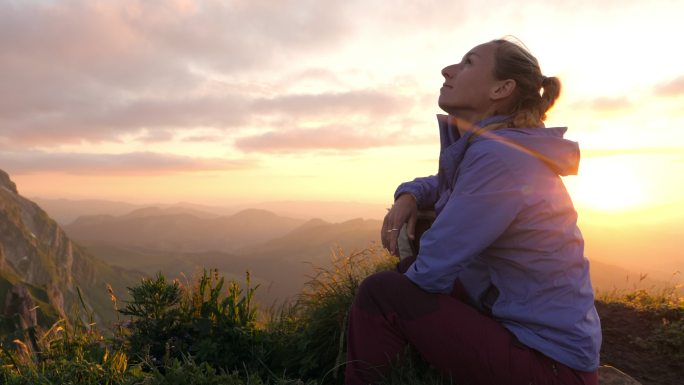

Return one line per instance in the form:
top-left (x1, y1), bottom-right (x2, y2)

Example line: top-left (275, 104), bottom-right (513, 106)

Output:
top-left (437, 114), bottom-right (512, 150)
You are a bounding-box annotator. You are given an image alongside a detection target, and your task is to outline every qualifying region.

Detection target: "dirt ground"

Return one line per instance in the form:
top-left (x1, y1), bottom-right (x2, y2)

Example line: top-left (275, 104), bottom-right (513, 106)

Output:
top-left (596, 300), bottom-right (683, 385)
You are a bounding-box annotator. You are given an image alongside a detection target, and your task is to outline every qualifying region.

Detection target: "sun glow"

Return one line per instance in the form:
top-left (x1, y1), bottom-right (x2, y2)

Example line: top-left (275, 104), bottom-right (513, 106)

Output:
top-left (565, 156), bottom-right (648, 212)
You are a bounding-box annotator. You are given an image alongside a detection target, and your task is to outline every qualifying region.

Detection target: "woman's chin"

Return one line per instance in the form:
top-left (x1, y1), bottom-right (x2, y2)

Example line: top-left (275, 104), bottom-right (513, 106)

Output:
top-left (437, 99), bottom-right (454, 114)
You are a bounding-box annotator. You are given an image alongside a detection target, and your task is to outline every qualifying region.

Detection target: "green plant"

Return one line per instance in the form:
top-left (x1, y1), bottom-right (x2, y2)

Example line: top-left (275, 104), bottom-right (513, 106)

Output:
top-left (120, 269), bottom-right (265, 373)
top-left (146, 354), bottom-right (258, 385)
top-left (119, 272), bottom-right (185, 365)
top-left (184, 269), bottom-right (264, 371)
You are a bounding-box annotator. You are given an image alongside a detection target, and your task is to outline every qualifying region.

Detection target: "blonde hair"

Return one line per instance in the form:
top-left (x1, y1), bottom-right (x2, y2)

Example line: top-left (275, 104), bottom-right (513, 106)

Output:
top-left (491, 39), bottom-right (561, 128)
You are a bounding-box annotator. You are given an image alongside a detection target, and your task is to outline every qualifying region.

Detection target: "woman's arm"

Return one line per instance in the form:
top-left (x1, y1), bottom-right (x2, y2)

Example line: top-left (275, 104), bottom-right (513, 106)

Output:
top-left (394, 175), bottom-right (439, 210)
top-left (405, 145), bottom-right (524, 293)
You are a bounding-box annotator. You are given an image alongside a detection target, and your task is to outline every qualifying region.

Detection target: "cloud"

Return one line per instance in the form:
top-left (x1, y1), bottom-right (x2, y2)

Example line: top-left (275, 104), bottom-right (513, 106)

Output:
top-left (581, 147), bottom-right (684, 157)
top-left (571, 96), bottom-right (632, 111)
top-left (234, 125), bottom-right (419, 153)
top-left (181, 134), bottom-right (228, 143)
top-left (0, 151), bottom-right (256, 175)
top-left (251, 90), bottom-right (407, 118)
top-left (1, 0), bottom-right (479, 152)
top-left (654, 75), bottom-right (684, 96)
top-left (1, 95), bottom-right (251, 145)
top-left (0, 0), bottom-right (515, 152)
top-left (0, 0), bottom-right (356, 146)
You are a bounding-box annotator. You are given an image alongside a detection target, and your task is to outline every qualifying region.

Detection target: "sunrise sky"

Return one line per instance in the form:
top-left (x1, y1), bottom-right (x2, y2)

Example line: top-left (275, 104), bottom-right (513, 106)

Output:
top-left (2, 0), bottom-right (684, 231)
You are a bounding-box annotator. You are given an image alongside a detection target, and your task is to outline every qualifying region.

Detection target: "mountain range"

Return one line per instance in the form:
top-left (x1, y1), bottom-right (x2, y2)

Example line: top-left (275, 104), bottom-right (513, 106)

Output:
top-left (63, 210), bottom-right (382, 305)
top-left (32, 197), bottom-right (388, 225)
top-left (64, 207), bottom-right (307, 253)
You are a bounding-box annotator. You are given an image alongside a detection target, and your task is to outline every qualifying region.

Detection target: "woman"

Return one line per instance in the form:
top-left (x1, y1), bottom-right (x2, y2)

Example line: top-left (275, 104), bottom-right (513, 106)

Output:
top-left (345, 39), bottom-right (601, 385)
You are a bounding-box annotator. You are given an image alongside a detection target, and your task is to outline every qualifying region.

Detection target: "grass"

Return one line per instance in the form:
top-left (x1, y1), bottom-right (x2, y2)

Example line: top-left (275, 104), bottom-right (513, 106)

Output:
top-left (1, 247), bottom-right (683, 385)
top-left (595, 275), bottom-right (684, 385)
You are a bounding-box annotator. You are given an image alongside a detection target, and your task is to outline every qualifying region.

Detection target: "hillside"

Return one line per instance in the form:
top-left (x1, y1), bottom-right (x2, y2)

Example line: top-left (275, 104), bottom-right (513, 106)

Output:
top-left (596, 291), bottom-right (684, 385)
top-left (0, 169), bottom-right (142, 327)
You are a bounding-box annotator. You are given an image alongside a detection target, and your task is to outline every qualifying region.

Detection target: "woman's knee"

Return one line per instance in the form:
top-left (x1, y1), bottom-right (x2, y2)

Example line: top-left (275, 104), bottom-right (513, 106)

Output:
top-left (354, 270), bottom-right (438, 317)
top-left (355, 271), bottom-right (405, 310)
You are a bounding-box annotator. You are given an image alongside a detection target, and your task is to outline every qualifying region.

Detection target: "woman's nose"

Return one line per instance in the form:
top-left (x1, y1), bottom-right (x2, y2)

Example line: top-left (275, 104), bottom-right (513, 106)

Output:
top-left (442, 64), bottom-right (457, 79)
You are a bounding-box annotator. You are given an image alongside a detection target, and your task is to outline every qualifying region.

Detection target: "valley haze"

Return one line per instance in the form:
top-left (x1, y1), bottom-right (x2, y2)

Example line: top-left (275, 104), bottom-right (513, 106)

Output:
top-left (34, 196), bottom-right (684, 304)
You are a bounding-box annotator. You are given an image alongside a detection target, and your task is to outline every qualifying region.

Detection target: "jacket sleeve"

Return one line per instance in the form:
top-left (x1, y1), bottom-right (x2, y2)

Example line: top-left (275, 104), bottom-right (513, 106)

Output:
top-left (404, 145), bottom-right (525, 293)
top-left (394, 175), bottom-right (439, 209)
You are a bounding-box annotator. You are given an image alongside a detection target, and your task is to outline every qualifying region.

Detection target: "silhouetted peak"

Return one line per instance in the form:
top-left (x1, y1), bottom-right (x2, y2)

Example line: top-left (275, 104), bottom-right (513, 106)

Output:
top-left (340, 218), bottom-right (365, 226)
top-left (231, 208), bottom-right (279, 220)
top-left (0, 169), bottom-right (18, 194)
top-left (123, 207), bottom-right (166, 218)
top-left (299, 218), bottom-right (329, 229)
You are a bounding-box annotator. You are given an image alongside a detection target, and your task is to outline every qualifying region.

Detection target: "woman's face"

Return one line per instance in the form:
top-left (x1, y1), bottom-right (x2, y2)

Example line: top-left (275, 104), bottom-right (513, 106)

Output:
top-left (438, 42), bottom-right (500, 118)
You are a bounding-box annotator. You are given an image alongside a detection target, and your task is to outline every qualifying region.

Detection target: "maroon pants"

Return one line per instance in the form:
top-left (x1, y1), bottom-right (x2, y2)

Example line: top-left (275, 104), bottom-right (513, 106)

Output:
top-left (345, 257), bottom-right (598, 385)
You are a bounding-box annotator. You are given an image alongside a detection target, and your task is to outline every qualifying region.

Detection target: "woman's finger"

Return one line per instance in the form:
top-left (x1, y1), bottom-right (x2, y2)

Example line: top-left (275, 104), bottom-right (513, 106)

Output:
top-left (388, 226), bottom-right (399, 256)
top-left (381, 213), bottom-right (390, 249)
top-left (384, 218), bottom-right (401, 256)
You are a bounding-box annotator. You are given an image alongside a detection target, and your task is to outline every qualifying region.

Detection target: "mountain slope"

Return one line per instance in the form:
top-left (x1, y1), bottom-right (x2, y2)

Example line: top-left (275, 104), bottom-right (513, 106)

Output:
top-left (0, 169), bottom-right (142, 327)
top-left (241, 217), bottom-right (381, 263)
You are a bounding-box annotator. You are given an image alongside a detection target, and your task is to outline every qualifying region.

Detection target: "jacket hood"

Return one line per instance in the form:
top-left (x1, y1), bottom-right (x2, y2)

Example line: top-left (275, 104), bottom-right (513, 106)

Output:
top-left (437, 114), bottom-right (580, 176)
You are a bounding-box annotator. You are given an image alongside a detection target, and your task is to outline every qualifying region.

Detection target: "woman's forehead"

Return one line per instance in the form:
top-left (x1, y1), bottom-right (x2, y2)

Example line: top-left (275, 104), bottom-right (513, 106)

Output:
top-left (467, 42), bottom-right (496, 57)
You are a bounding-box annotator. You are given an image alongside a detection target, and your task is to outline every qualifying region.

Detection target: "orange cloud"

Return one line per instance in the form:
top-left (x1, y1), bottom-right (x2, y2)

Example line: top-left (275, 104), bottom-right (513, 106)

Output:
top-left (251, 90), bottom-right (407, 118)
top-left (570, 96), bottom-right (632, 111)
top-left (654, 75), bottom-right (684, 96)
top-left (0, 151), bottom-right (256, 175)
top-left (234, 124), bottom-right (425, 153)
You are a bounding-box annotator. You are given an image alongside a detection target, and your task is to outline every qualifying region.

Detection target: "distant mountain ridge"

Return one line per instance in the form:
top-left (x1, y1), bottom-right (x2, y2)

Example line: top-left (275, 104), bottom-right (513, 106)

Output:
top-left (33, 197), bottom-right (387, 225)
top-left (121, 206), bottom-right (221, 219)
top-left (30, 198), bottom-right (146, 225)
top-left (65, 208), bottom-right (307, 253)
top-left (28, 198), bottom-right (385, 303)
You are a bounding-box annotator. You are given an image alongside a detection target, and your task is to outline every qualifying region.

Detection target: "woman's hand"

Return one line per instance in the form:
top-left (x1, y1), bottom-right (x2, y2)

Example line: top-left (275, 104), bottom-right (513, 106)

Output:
top-left (381, 193), bottom-right (418, 256)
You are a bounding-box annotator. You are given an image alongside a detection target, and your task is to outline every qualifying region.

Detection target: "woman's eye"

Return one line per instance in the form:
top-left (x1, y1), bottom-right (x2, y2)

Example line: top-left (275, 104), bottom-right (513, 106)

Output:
top-left (464, 57), bottom-right (472, 65)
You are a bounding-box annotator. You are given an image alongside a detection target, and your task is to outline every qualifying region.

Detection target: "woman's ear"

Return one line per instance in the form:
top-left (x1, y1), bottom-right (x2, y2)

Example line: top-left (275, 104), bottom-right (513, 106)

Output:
top-left (490, 79), bottom-right (516, 101)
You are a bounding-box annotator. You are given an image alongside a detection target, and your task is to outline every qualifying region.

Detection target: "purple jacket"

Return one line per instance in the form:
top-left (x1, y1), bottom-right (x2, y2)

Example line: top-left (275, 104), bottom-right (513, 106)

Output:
top-left (395, 114), bottom-right (601, 371)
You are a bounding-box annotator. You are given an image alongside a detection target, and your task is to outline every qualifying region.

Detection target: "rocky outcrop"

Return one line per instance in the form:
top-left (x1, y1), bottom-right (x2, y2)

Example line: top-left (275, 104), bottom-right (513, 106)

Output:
top-left (0, 243), bottom-right (5, 270)
top-left (3, 284), bottom-right (38, 331)
top-left (0, 169), bottom-right (18, 194)
top-left (1, 175), bottom-right (72, 318)
top-left (599, 366), bottom-right (643, 385)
